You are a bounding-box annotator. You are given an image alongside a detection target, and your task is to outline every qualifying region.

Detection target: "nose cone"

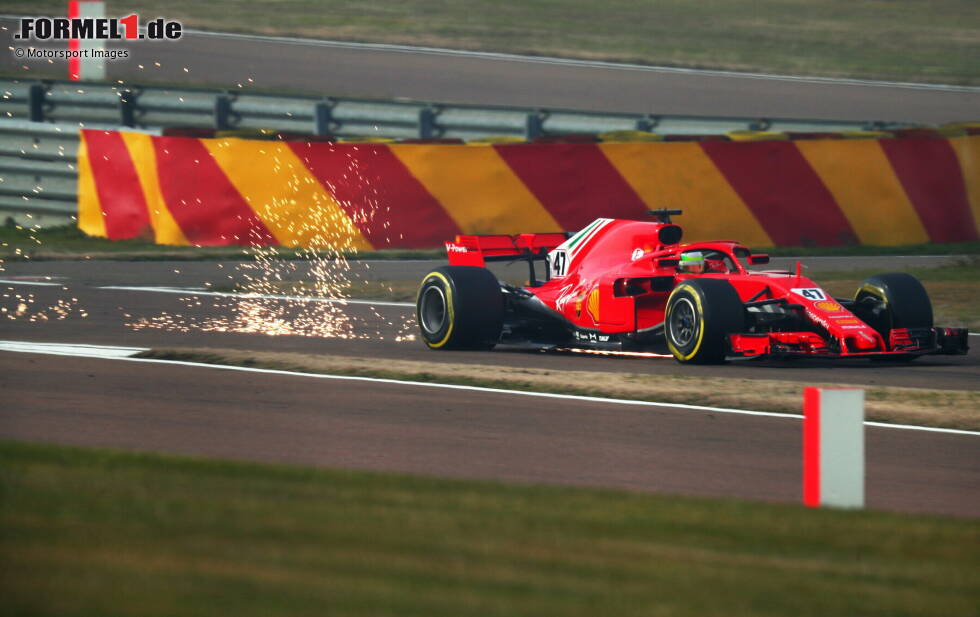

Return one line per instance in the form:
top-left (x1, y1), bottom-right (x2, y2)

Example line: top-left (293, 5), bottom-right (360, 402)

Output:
top-left (847, 332), bottom-right (880, 351)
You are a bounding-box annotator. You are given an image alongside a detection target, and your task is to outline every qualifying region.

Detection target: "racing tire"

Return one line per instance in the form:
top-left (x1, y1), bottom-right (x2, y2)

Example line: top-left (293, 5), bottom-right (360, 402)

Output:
top-left (665, 279), bottom-right (745, 364)
top-left (853, 273), bottom-right (933, 359)
top-left (853, 273), bottom-right (933, 337)
top-left (416, 266), bottom-right (503, 350)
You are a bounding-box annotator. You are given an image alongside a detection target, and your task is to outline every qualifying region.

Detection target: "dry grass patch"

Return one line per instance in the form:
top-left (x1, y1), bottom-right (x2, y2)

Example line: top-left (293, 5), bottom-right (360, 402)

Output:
top-left (818, 279), bottom-right (980, 329)
top-left (8, 0), bottom-right (980, 84)
top-left (139, 348), bottom-right (980, 431)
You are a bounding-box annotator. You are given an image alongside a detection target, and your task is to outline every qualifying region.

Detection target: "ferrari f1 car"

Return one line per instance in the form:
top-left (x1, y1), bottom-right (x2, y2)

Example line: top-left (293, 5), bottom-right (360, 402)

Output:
top-left (415, 210), bottom-right (969, 363)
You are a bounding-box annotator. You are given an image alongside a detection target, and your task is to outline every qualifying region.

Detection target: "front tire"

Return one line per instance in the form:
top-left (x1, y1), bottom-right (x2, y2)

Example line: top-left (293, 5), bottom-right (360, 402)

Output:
top-left (852, 273), bottom-right (932, 359)
top-left (853, 273), bottom-right (933, 338)
top-left (665, 279), bottom-right (745, 364)
top-left (416, 266), bottom-right (503, 350)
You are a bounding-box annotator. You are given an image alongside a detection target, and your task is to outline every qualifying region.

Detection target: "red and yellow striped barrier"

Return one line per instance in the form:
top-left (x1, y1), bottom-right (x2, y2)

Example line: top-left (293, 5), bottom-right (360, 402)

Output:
top-left (78, 130), bottom-right (980, 248)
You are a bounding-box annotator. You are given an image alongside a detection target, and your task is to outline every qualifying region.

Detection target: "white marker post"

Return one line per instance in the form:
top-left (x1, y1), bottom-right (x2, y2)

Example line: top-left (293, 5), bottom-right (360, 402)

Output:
top-left (68, 0), bottom-right (106, 81)
top-left (803, 387), bottom-right (865, 509)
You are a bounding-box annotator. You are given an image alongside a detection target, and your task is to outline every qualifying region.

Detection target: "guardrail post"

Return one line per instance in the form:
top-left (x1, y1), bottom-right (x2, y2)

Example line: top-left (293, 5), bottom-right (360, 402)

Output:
top-left (28, 83), bottom-right (46, 122)
top-left (635, 115), bottom-right (656, 132)
top-left (525, 111), bottom-right (544, 140)
top-left (214, 94), bottom-right (233, 130)
top-left (313, 101), bottom-right (333, 137)
top-left (0, 76), bottom-right (924, 142)
top-left (866, 121), bottom-right (892, 131)
top-left (119, 90), bottom-right (137, 127)
top-left (419, 107), bottom-right (437, 139)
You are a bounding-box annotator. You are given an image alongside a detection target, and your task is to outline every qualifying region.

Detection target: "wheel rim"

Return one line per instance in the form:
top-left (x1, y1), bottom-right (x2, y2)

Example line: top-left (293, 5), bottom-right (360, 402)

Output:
top-left (420, 285), bottom-right (447, 334)
top-left (669, 297), bottom-right (698, 347)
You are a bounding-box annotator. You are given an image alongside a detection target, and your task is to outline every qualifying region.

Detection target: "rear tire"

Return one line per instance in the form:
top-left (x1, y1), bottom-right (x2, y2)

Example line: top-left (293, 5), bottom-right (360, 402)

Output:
top-left (416, 266), bottom-right (503, 350)
top-left (853, 273), bottom-right (933, 338)
top-left (665, 279), bottom-right (745, 364)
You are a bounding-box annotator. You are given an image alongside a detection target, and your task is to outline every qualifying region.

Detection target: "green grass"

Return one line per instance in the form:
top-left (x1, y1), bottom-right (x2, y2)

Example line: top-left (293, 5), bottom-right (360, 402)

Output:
top-left (812, 256), bottom-right (980, 283)
top-left (0, 224), bottom-right (443, 261)
top-left (765, 242), bottom-right (980, 257)
top-left (2, 224), bottom-right (978, 262)
top-left (1, 440), bottom-right (978, 617)
top-left (6, 0), bottom-right (979, 85)
top-left (812, 257), bottom-right (980, 328)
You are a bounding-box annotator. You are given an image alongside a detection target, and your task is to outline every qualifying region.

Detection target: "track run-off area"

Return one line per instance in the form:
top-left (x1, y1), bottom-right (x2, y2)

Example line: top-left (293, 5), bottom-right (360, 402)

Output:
top-left (2, 16), bottom-right (979, 123)
top-left (2, 258), bottom-right (978, 517)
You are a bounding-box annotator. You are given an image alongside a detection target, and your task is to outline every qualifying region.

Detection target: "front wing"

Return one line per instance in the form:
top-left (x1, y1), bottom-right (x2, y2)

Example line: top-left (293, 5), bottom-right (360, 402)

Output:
top-left (728, 327), bottom-right (969, 359)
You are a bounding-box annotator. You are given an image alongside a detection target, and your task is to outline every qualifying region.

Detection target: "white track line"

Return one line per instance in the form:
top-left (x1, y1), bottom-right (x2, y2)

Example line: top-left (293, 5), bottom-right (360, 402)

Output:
top-left (0, 279), bottom-right (64, 287)
top-left (0, 340), bottom-right (148, 358)
top-left (1, 339), bottom-right (976, 437)
top-left (5, 278), bottom-right (975, 333)
top-left (181, 29), bottom-right (980, 93)
top-left (11, 278), bottom-right (974, 334)
top-left (1, 14), bottom-right (976, 93)
top-left (96, 285), bottom-right (414, 307)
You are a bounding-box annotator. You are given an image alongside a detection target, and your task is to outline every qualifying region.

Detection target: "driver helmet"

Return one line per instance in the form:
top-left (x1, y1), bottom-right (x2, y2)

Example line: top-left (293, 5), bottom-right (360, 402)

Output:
top-left (679, 251), bottom-right (706, 274)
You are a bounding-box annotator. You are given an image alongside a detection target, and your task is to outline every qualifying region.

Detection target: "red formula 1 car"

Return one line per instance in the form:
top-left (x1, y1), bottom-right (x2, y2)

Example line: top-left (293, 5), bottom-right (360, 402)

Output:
top-left (415, 210), bottom-right (969, 363)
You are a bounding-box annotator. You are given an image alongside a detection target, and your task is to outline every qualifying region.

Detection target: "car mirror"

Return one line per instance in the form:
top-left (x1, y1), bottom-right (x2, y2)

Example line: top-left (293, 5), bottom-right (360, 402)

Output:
top-left (748, 254), bottom-right (770, 265)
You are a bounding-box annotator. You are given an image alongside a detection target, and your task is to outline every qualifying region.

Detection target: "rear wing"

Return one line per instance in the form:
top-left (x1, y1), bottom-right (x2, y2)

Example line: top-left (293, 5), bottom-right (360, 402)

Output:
top-left (445, 232), bottom-right (569, 285)
top-left (446, 233), bottom-right (568, 266)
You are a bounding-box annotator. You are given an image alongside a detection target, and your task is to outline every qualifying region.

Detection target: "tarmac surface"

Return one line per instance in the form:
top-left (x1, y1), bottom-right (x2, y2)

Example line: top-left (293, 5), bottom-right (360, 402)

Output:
top-left (1, 21), bottom-right (977, 517)
top-left (1, 258), bottom-right (978, 391)
top-left (3, 18), bottom-right (979, 123)
top-left (1, 351), bottom-right (977, 517)
top-left (1, 258), bottom-right (978, 517)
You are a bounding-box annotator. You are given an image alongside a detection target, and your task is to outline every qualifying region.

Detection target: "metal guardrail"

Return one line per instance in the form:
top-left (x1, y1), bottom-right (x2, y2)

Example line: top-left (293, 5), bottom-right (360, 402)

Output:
top-left (0, 77), bottom-right (921, 225)
top-left (3, 77), bottom-right (917, 139)
top-left (0, 118), bottom-right (157, 225)
top-left (0, 119), bottom-right (82, 224)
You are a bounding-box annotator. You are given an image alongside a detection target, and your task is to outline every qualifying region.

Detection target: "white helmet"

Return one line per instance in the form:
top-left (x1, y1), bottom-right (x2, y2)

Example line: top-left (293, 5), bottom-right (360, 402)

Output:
top-left (679, 251), bottom-right (705, 274)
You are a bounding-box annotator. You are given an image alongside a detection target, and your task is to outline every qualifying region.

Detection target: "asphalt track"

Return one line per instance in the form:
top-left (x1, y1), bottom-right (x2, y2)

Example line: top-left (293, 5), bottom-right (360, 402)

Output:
top-left (1, 258), bottom-right (978, 391)
top-left (2, 351), bottom-right (978, 517)
top-left (3, 18), bottom-right (979, 123)
top-left (2, 12), bottom-right (979, 515)
top-left (1, 259), bottom-right (978, 517)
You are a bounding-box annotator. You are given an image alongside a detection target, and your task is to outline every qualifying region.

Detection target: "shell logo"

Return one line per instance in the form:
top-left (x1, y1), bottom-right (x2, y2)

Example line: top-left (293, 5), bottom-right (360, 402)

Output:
top-left (586, 288), bottom-right (601, 322)
top-left (815, 301), bottom-right (842, 312)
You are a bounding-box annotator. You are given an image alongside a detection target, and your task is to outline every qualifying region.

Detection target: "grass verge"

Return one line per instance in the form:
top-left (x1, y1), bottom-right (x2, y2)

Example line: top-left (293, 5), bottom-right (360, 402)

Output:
top-left (0, 224), bottom-right (442, 261)
top-left (2, 440), bottom-right (978, 617)
top-left (135, 348), bottom-right (980, 431)
top-left (810, 257), bottom-right (980, 329)
top-left (2, 225), bottom-right (978, 262)
top-left (7, 0), bottom-right (980, 85)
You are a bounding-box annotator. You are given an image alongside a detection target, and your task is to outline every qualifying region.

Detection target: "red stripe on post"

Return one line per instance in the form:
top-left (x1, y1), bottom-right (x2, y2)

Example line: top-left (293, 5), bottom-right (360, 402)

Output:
top-left (494, 143), bottom-right (648, 231)
top-left (702, 141), bottom-right (858, 246)
top-left (152, 137), bottom-right (277, 246)
top-left (82, 129), bottom-right (150, 239)
top-left (879, 138), bottom-right (979, 243)
top-left (288, 143), bottom-right (460, 248)
top-left (68, 1), bottom-right (80, 80)
top-left (803, 387), bottom-right (821, 508)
